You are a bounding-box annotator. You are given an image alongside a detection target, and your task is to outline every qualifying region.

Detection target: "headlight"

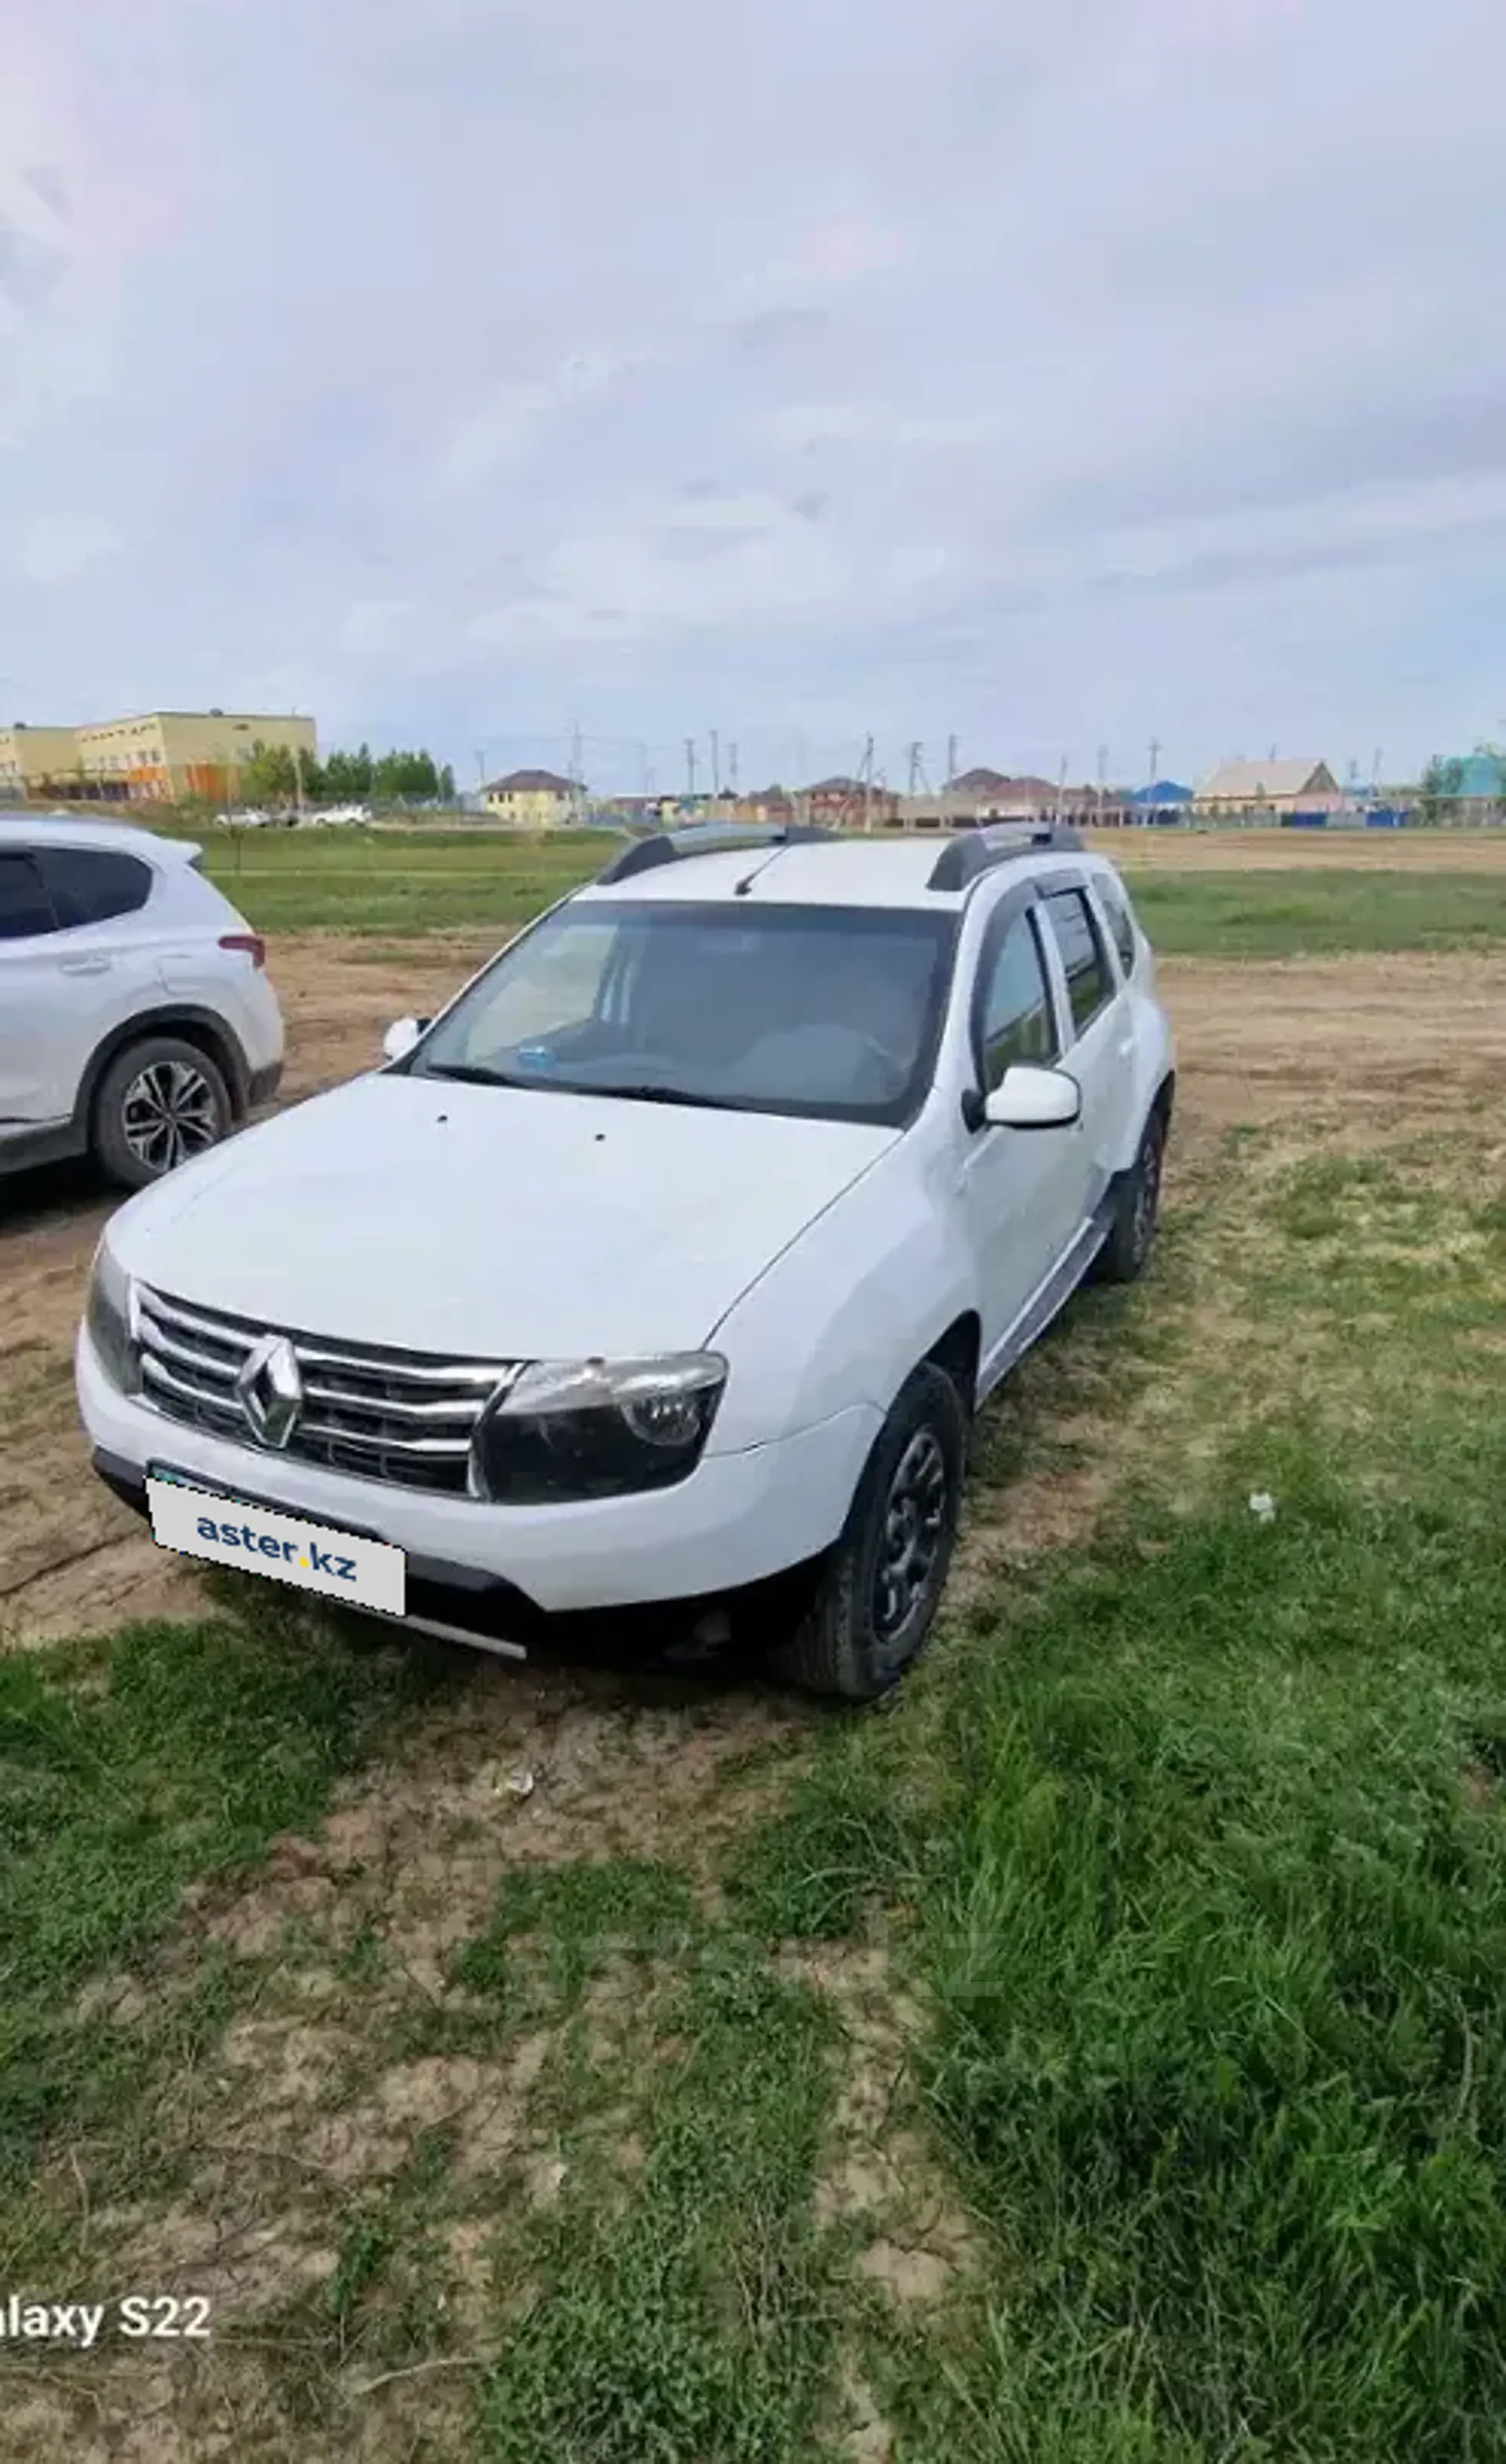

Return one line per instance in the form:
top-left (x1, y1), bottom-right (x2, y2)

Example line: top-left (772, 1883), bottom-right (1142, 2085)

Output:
top-left (470, 1354), bottom-right (727, 1504)
top-left (85, 1240), bottom-right (142, 1396)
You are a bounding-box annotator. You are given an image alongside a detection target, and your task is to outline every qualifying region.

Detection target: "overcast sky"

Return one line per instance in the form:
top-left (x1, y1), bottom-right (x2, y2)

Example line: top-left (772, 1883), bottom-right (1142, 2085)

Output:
top-left (2, 0), bottom-right (1504, 792)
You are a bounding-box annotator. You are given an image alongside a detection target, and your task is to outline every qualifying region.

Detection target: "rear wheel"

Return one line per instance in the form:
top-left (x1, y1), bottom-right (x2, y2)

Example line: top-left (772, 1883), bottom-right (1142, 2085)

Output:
top-left (1094, 1109), bottom-right (1166, 1284)
top-left (769, 1362), bottom-right (966, 1703)
top-left (91, 1035), bottom-right (232, 1191)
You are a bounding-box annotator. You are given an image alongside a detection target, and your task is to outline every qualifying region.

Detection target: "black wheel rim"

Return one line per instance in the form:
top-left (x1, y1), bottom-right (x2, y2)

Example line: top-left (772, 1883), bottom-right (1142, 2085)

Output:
top-left (872, 1426), bottom-right (950, 1644)
top-left (1132, 1132), bottom-right (1162, 1260)
top-left (121, 1061), bottom-right (220, 1176)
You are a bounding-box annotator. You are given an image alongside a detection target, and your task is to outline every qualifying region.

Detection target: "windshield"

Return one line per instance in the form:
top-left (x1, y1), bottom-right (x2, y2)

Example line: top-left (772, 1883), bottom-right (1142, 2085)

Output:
top-left (406, 898), bottom-right (958, 1125)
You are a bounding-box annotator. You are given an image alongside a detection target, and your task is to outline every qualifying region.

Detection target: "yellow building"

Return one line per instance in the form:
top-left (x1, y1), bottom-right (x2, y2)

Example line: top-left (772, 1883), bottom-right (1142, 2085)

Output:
top-left (480, 767), bottom-right (578, 827)
top-left (0, 724), bottom-right (83, 801)
top-left (73, 710), bottom-right (318, 805)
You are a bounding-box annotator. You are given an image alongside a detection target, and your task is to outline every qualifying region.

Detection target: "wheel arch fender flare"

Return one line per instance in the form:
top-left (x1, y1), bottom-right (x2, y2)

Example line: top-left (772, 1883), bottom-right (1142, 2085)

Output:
top-left (75, 1007), bottom-right (251, 1137)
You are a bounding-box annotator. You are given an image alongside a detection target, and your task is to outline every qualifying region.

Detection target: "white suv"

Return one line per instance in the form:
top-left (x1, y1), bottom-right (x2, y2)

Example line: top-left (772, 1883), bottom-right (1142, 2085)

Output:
top-left (77, 823), bottom-right (1173, 1699)
top-left (0, 815), bottom-right (284, 1190)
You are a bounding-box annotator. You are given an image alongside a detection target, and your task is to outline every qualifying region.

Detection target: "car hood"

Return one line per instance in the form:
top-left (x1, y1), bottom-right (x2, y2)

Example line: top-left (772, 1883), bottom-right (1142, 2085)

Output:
top-left (109, 1073), bottom-right (897, 1358)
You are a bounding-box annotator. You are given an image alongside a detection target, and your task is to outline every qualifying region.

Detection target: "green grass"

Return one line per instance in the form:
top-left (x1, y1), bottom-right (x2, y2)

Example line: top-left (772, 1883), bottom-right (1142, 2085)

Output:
top-left (0, 1600), bottom-right (452, 2211)
top-left (733, 1138), bottom-right (1506, 2462)
top-left (199, 826), bottom-right (613, 933)
top-left (190, 826), bottom-right (1506, 951)
top-left (1128, 868), bottom-right (1506, 956)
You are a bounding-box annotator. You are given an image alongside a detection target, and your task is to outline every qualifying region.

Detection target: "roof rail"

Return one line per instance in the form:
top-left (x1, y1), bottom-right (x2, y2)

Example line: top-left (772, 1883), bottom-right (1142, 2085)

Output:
top-left (595, 819), bottom-right (836, 884)
top-left (927, 822), bottom-right (1084, 893)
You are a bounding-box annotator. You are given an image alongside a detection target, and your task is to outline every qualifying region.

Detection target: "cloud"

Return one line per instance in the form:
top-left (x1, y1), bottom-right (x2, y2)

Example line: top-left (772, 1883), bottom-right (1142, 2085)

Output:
top-left (0, 0), bottom-right (1502, 783)
top-left (16, 510), bottom-right (124, 583)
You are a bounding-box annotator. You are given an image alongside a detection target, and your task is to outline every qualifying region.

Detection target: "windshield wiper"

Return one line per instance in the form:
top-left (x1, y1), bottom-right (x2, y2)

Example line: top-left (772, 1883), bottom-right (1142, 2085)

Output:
top-left (417, 1063), bottom-right (526, 1088)
top-left (584, 1082), bottom-right (729, 1109)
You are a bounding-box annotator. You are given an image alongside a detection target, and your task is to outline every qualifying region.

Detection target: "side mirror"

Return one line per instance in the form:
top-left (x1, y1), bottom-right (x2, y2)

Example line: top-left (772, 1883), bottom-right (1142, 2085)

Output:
top-left (381, 1016), bottom-right (428, 1063)
top-left (983, 1063), bottom-right (1082, 1130)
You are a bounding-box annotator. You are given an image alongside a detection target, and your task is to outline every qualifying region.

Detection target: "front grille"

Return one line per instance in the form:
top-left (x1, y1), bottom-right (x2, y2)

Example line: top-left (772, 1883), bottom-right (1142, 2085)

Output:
top-left (134, 1284), bottom-right (522, 1495)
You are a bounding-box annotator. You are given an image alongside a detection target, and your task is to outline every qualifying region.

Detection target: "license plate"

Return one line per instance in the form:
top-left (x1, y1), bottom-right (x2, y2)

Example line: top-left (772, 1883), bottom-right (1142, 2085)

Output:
top-left (147, 1471), bottom-right (406, 1616)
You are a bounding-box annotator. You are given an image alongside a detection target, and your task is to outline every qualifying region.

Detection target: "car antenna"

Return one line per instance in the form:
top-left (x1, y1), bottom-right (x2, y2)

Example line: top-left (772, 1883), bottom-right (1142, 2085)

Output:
top-left (733, 841), bottom-right (794, 897)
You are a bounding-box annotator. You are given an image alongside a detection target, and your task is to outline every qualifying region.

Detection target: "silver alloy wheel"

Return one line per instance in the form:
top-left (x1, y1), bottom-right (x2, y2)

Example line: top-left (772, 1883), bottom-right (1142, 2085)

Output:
top-left (120, 1059), bottom-right (221, 1176)
top-left (872, 1426), bottom-right (949, 1642)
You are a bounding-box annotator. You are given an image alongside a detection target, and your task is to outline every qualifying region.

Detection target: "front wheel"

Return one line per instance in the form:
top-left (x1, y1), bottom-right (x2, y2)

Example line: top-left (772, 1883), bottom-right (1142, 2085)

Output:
top-left (91, 1035), bottom-right (233, 1191)
top-left (769, 1362), bottom-right (966, 1703)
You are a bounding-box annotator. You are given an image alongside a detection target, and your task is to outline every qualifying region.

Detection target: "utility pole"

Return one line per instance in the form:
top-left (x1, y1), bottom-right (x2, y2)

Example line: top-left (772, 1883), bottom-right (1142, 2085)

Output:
top-left (292, 742), bottom-right (305, 817)
top-left (728, 742), bottom-right (739, 811)
top-left (685, 737), bottom-right (697, 802)
top-left (710, 729), bottom-right (722, 814)
top-left (1148, 737), bottom-right (1160, 787)
top-left (860, 733), bottom-right (875, 833)
top-left (568, 721), bottom-right (585, 826)
top-left (1057, 754), bottom-right (1068, 824)
top-left (907, 741), bottom-right (923, 797)
top-left (1096, 742), bottom-right (1108, 824)
top-left (946, 733), bottom-right (959, 790)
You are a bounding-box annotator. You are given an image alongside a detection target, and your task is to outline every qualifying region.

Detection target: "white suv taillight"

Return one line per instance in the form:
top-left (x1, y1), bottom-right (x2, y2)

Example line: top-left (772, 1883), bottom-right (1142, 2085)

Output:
top-left (219, 932), bottom-right (266, 969)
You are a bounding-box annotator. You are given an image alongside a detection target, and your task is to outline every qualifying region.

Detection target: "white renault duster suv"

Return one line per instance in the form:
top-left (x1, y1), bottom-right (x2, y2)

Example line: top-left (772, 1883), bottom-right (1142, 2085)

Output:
top-left (78, 821), bottom-right (1173, 1700)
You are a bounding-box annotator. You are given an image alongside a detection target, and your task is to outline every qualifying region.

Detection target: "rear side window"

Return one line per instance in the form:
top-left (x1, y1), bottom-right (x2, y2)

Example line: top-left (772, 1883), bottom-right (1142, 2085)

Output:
top-left (1042, 888), bottom-right (1113, 1035)
top-left (0, 852), bottom-right (57, 940)
top-left (1093, 872), bottom-right (1139, 976)
top-left (34, 847), bottom-right (154, 929)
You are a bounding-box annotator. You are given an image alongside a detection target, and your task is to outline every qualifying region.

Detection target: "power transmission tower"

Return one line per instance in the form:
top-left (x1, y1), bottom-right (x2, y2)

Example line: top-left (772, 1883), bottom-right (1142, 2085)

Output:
top-left (907, 741), bottom-right (925, 796)
top-left (946, 733), bottom-right (959, 789)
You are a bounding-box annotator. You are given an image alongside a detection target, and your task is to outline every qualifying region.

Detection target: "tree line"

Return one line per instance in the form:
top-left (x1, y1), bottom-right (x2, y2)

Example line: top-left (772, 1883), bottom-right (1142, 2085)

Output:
top-left (234, 741), bottom-right (457, 809)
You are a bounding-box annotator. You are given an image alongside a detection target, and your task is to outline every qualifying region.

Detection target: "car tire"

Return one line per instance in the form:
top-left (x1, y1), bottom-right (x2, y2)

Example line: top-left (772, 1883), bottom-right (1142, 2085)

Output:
top-left (91, 1035), bottom-right (233, 1192)
top-left (1094, 1108), bottom-right (1166, 1285)
top-left (769, 1361), bottom-right (967, 1704)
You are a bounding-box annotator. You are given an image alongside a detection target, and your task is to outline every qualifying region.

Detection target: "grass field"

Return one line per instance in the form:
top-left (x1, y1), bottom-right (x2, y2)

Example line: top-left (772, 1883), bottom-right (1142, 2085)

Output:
top-left (195, 823), bottom-right (1506, 951)
top-left (4, 840), bottom-right (1506, 2460)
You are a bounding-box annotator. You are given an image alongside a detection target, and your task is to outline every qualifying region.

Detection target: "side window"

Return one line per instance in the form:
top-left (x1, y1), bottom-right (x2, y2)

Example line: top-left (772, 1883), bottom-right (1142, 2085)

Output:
top-left (1042, 888), bottom-right (1113, 1036)
top-left (0, 852), bottom-right (58, 941)
top-left (977, 908), bottom-right (1057, 1089)
top-left (1093, 873), bottom-right (1138, 976)
top-left (34, 848), bottom-right (153, 929)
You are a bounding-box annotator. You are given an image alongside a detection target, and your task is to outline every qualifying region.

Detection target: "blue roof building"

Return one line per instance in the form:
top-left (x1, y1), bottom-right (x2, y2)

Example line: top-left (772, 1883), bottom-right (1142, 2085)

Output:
top-left (1128, 780), bottom-right (1194, 808)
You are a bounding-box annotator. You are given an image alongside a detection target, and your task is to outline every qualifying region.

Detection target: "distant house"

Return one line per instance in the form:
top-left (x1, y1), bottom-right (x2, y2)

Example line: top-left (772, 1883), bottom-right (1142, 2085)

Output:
top-left (804, 775), bottom-right (901, 825)
top-left (1195, 759), bottom-right (1344, 817)
top-left (481, 767), bottom-right (578, 826)
top-left (943, 771), bottom-right (1063, 818)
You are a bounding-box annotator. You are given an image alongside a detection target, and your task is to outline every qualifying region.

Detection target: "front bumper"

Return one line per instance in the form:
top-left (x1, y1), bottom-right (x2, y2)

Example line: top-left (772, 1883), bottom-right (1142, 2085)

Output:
top-left (77, 1323), bottom-right (880, 1623)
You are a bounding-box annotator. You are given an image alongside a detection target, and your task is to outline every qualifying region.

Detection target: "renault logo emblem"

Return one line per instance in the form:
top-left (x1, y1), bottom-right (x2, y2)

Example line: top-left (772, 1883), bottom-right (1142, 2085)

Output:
top-left (235, 1335), bottom-right (304, 1450)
